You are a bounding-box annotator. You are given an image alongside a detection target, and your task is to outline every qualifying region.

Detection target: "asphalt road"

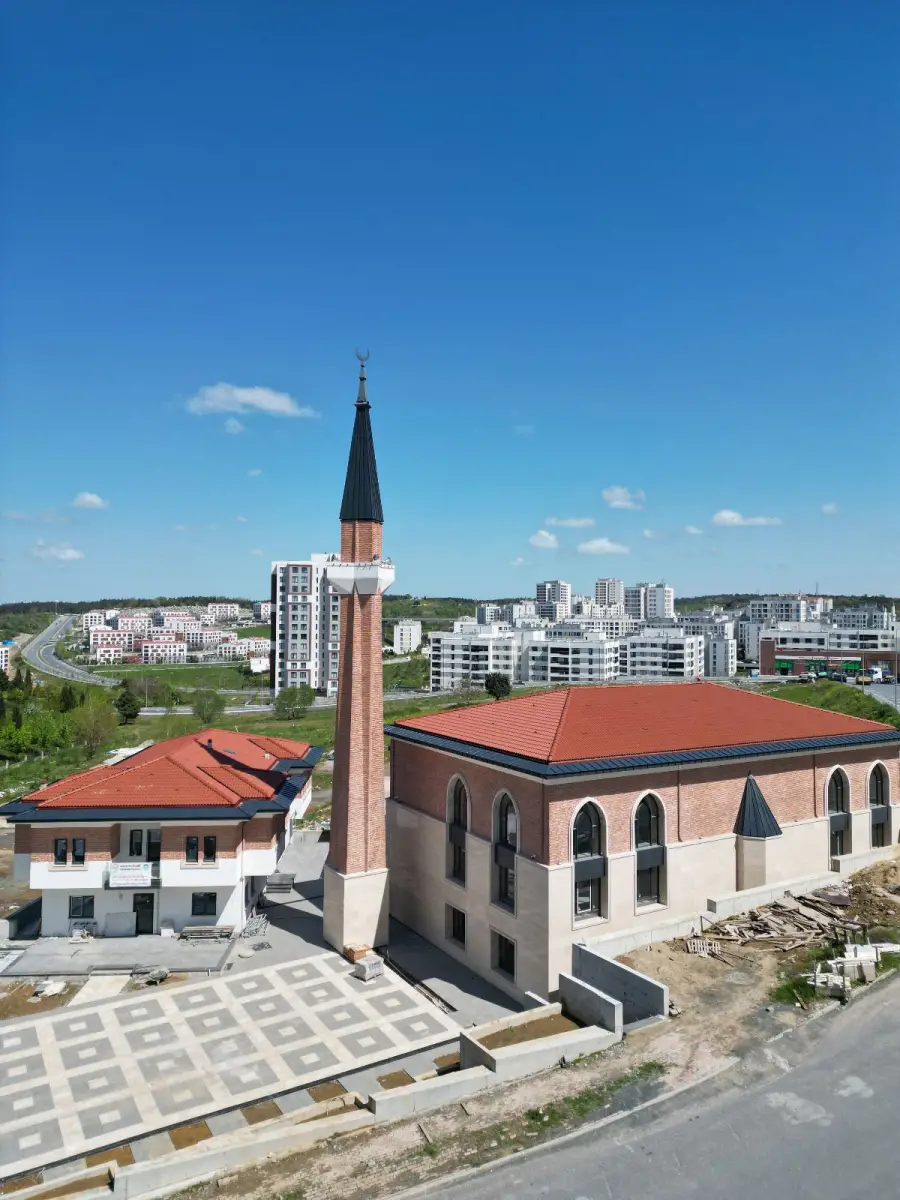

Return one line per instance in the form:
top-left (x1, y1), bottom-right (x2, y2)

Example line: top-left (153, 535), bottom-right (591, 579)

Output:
top-left (433, 980), bottom-right (900, 1200)
top-left (21, 613), bottom-right (116, 687)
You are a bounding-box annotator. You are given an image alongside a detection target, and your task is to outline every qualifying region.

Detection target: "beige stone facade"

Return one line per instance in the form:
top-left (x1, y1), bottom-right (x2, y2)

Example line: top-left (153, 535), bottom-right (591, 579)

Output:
top-left (387, 738), bottom-right (900, 1001)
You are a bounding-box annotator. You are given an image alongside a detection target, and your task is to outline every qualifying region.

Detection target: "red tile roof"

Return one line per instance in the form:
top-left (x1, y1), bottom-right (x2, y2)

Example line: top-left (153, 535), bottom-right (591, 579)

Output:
top-left (25, 729), bottom-right (312, 809)
top-left (394, 683), bottom-right (896, 764)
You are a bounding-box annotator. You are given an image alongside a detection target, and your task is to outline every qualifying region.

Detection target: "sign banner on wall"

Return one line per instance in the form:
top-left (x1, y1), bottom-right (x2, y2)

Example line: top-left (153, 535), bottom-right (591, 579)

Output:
top-left (108, 862), bottom-right (153, 888)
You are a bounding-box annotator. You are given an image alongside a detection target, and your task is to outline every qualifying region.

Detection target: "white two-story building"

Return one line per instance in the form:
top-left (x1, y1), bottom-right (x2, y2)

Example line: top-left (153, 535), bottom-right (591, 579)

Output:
top-left (3, 729), bottom-right (321, 937)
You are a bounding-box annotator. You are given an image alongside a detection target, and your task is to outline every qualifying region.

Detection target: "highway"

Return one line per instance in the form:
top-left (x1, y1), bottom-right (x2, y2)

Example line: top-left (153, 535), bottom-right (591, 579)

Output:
top-left (434, 978), bottom-right (900, 1200)
top-left (21, 614), bottom-right (116, 687)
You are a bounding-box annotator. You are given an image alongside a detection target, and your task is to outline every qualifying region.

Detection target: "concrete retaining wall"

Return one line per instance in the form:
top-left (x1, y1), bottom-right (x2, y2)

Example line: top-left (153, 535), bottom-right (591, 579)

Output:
top-left (559, 972), bottom-right (623, 1035)
top-left (578, 912), bottom-right (704, 960)
top-left (0, 896), bottom-right (41, 940)
top-left (460, 1004), bottom-right (620, 1082)
top-left (111, 1108), bottom-right (374, 1198)
top-left (706, 870), bottom-right (841, 917)
top-left (368, 1066), bottom-right (493, 1119)
top-left (572, 944), bottom-right (668, 1023)
top-left (523, 991), bottom-right (551, 1009)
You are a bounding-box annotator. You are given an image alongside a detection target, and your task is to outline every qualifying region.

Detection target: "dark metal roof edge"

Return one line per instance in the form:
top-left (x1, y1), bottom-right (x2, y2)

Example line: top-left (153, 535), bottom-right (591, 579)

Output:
top-left (6, 803), bottom-right (287, 823)
top-left (385, 724), bottom-right (900, 779)
top-left (273, 747), bottom-right (323, 771)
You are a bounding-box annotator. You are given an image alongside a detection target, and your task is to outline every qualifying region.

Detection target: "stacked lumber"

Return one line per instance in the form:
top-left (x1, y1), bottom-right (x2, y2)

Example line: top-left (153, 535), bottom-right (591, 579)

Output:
top-left (704, 890), bottom-right (863, 950)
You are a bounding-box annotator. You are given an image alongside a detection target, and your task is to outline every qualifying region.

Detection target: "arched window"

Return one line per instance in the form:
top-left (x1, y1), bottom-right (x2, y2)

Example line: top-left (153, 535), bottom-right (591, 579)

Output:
top-left (447, 779), bottom-right (468, 884)
top-left (635, 795), bottom-right (662, 848)
top-left (573, 803), bottom-right (604, 918)
top-left (494, 793), bottom-right (518, 909)
top-left (828, 770), bottom-right (848, 814)
top-left (497, 794), bottom-right (518, 849)
top-left (573, 804), bottom-right (602, 859)
top-left (870, 764), bottom-right (889, 849)
top-left (869, 764), bottom-right (888, 808)
top-left (635, 794), bottom-right (663, 906)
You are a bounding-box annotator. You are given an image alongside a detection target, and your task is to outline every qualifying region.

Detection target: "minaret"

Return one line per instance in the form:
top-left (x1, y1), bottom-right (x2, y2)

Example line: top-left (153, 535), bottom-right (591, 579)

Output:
top-left (323, 353), bottom-right (395, 953)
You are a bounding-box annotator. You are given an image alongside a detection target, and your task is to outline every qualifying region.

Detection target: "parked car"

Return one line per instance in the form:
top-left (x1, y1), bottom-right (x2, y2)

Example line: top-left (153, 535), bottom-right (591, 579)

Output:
top-left (830, 672), bottom-right (848, 682)
top-left (857, 674), bottom-right (873, 686)
top-left (882, 673), bottom-right (896, 684)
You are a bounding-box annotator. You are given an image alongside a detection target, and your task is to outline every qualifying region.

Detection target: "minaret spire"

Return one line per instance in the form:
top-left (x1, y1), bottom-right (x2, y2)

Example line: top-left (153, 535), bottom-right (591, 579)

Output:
top-left (339, 350), bottom-right (383, 524)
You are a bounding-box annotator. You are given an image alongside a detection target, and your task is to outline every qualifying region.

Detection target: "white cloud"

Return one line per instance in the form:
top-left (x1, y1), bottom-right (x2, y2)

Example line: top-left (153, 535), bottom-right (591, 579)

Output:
top-left (247, 468), bottom-right (264, 477)
top-left (577, 537), bottom-right (630, 555)
top-left (514, 424), bottom-right (534, 436)
top-left (643, 529), bottom-right (656, 539)
top-left (528, 529), bottom-right (558, 550)
top-left (31, 540), bottom-right (84, 562)
top-left (684, 525), bottom-right (703, 536)
top-left (545, 517), bottom-right (594, 528)
top-left (712, 509), bottom-right (782, 527)
top-left (821, 501), bottom-right (838, 516)
top-left (250, 548), bottom-right (264, 556)
top-left (2, 512), bottom-right (28, 520)
top-left (71, 492), bottom-right (109, 510)
top-left (173, 524), bottom-right (188, 532)
top-left (602, 485), bottom-right (645, 510)
top-left (224, 418), bottom-right (244, 434)
top-left (511, 556), bottom-right (528, 566)
top-left (186, 382), bottom-right (319, 420)
top-left (236, 515), bottom-right (248, 523)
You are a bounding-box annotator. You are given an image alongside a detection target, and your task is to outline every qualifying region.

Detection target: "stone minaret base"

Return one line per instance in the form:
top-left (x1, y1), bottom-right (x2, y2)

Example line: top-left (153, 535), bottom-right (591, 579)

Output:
top-left (323, 864), bottom-right (389, 952)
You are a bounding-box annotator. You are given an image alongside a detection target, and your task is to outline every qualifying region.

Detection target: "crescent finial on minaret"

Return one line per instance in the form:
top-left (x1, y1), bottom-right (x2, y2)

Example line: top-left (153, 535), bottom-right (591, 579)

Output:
top-left (355, 348), bottom-right (370, 365)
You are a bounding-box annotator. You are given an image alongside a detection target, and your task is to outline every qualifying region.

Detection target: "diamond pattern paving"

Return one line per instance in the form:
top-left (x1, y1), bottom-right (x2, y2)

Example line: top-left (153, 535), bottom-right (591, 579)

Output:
top-left (0, 951), bottom-right (458, 1180)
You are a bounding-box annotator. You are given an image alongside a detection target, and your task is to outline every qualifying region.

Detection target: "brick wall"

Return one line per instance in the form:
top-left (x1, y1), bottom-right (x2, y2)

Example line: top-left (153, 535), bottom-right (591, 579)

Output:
top-left (160, 825), bottom-right (239, 859)
top-left (13, 824), bottom-right (31, 854)
top-left (30, 825), bottom-right (117, 863)
top-left (330, 519), bottom-right (387, 875)
top-left (242, 816), bottom-right (276, 850)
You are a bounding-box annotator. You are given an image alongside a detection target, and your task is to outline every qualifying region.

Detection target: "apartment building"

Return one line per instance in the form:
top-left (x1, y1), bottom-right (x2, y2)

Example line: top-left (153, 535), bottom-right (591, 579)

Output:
top-left (677, 610), bottom-right (736, 641)
top-left (642, 582), bottom-right (675, 620)
top-left (114, 613), bottom-right (153, 634)
top-left (270, 555), bottom-right (341, 697)
top-left (94, 643), bottom-right (124, 665)
top-left (623, 585), bottom-right (646, 619)
top-left (395, 619), bottom-right (423, 654)
top-left (705, 636), bottom-right (738, 678)
top-left (0, 644), bottom-right (11, 676)
top-left (526, 629), bottom-right (619, 686)
top-left (536, 601), bottom-right (570, 622)
top-left (219, 637), bottom-right (271, 660)
top-left (831, 605), bottom-right (895, 631)
top-left (476, 604), bottom-right (504, 624)
top-left (536, 580), bottom-right (572, 617)
top-left (624, 630), bottom-right (704, 678)
top-left (594, 578), bottom-right (625, 607)
top-left (152, 609), bottom-right (195, 628)
top-left (738, 619), bottom-right (765, 663)
top-left (81, 611), bottom-right (107, 633)
top-left (748, 596), bottom-right (807, 623)
top-left (429, 624), bottom-right (519, 691)
top-left (185, 628), bottom-right (238, 650)
top-left (2, 729), bottom-right (319, 937)
top-left (253, 600), bottom-right (273, 622)
top-left (142, 635), bottom-right (187, 665)
top-left (761, 624), bottom-right (899, 676)
top-left (89, 627), bottom-right (135, 654)
top-left (207, 602), bottom-right (240, 623)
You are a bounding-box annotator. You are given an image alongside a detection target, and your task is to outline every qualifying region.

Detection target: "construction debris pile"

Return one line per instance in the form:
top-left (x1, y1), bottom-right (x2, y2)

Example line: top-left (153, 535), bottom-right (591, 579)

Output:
top-left (699, 886), bottom-right (863, 952)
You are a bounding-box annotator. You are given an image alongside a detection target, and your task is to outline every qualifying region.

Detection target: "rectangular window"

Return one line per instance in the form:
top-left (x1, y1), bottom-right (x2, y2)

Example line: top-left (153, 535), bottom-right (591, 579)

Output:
top-left (203, 836), bottom-right (217, 863)
top-left (493, 931), bottom-right (516, 980)
top-left (185, 836), bottom-right (199, 863)
top-left (446, 905), bottom-right (466, 947)
top-left (575, 877), bottom-right (600, 917)
top-left (129, 829), bottom-right (143, 857)
top-left (451, 843), bottom-right (466, 883)
top-left (191, 892), bottom-right (217, 917)
top-left (72, 838), bottom-right (86, 866)
top-left (637, 866), bottom-right (660, 906)
top-left (68, 895), bottom-right (94, 919)
top-left (498, 864), bottom-right (516, 908)
top-left (53, 838), bottom-right (67, 865)
top-left (872, 821), bottom-right (886, 849)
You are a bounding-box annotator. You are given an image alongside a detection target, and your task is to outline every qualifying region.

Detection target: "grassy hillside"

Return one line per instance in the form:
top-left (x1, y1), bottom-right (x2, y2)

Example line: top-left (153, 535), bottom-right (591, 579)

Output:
top-left (382, 595), bottom-right (476, 621)
top-left (0, 611), bottom-right (55, 640)
top-left (383, 654), bottom-right (430, 691)
top-left (237, 625), bottom-right (270, 638)
top-left (760, 681), bottom-right (900, 729)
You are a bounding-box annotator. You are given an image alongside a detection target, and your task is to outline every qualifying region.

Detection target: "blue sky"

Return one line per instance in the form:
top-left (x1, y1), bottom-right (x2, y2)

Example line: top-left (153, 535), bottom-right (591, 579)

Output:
top-left (2, 1), bottom-right (898, 603)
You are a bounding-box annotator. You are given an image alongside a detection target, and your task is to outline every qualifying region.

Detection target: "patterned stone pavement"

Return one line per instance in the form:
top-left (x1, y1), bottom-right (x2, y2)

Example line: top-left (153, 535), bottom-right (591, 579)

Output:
top-left (0, 951), bottom-right (459, 1180)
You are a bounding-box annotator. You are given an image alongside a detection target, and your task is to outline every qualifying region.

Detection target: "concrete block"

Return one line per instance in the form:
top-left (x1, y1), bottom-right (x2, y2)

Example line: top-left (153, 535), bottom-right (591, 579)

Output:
top-left (368, 1066), bottom-right (493, 1119)
top-left (706, 871), bottom-right (840, 917)
top-left (559, 973), bottom-right (623, 1035)
top-left (523, 991), bottom-right (551, 1009)
top-left (572, 944), bottom-right (668, 1023)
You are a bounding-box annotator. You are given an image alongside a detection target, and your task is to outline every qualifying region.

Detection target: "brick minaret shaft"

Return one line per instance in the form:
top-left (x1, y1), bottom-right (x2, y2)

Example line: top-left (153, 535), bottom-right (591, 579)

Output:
top-left (323, 356), bottom-right (393, 952)
top-left (329, 513), bottom-right (386, 875)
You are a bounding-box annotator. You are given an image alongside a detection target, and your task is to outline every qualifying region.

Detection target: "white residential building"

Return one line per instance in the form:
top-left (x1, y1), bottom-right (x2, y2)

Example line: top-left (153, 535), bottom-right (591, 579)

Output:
top-left (207, 602), bottom-right (240, 623)
top-left (525, 629), bottom-right (619, 686)
top-left (89, 627), bottom-right (135, 653)
top-left (219, 638), bottom-right (271, 660)
top-left (429, 623), bottom-right (519, 692)
top-left (476, 604), bottom-right (503, 624)
top-left (186, 628), bottom-right (238, 650)
top-left (641, 582), bottom-right (675, 620)
top-left (152, 609), bottom-right (194, 628)
top-left (505, 601), bottom-right (537, 623)
top-left (738, 619), bottom-right (765, 663)
top-left (536, 580), bottom-right (571, 618)
top-left (271, 555), bottom-right (341, 697)
top-left (95, 644), bottom-right (124, 664)
top-left (624, 630), bottom-right (704, 678)
top-left (114, 613), bottom-right (153, 634)
top-left (805, 596), bottom-right (834, 620)
top-left (536, 601), bottom-right (570, 622)
top-left (705, 637), bottom-right (738, 678)
top-left (394, 619), bottom-right (423, 654)
top-left (81, 611), bottom-right (107, 634)
top-left (748, 596), bottom-right (807, 623)
top-left (0, 644), bottom-right (11, 676)
top-left (142, 636), bottom-right (187, 664)
top-left (830, 605), bottom-right (895, 630)
top-left (594, 578), bottom-right (625, 607)
top-left (678, 610), bottom-right (736, 641)
top-left (252, 600), bottom-right (273, 622)
top-left (623, 585), bottom-right (647, 620)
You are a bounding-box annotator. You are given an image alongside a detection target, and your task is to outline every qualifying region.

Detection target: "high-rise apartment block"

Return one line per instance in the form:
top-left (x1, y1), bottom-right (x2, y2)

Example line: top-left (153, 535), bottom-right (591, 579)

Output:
top-left (252, 600), bottom-right (272, 622)
top-left (270, 556), bottom-right (341, 697)
top-left (594, 578), bottom-right (625, 607)
top-left (394, 619), bottom-right (422, 654)
top-left (624, 584), bottom-right (647, 619)
top-left (536, 580), bottom-right (571, 617)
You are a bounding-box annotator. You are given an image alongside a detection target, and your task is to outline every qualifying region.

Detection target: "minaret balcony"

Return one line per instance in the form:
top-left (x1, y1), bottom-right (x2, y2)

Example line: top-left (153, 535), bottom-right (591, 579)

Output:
top-left (326, 556), bottom-right (395, 596)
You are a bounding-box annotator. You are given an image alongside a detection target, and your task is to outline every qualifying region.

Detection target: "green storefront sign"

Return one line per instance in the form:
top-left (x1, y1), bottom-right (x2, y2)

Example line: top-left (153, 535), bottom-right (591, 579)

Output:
top-left (775, 659), bottom-right (794, 671)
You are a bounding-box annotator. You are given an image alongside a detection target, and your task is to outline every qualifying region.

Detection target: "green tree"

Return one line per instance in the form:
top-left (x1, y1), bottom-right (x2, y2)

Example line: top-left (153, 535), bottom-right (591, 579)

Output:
top-left (12, 665), bottom-right (24, 690)
top-left (484, 672), bottom-right (512, 701)
top-left (453, 673), bottom-right (480, 706)
top-left (70, 698), bottom-right (118, 758)
top-left (115, 686), bottom-right (141, 724)
top-left (274, 685), bottom-right (315, 720)
top-left (0, 693), bottom-right (5, 721)
top-left (23, 667), bottom-right (33, 691)
top-left (0, 670), bottom-right (9, 693)
top-left (59, 682), bottom-right (77, 712)
top-left (192, 690), bottom-right (226, 724)
top-left (10, 700), bottom-right (23, 729)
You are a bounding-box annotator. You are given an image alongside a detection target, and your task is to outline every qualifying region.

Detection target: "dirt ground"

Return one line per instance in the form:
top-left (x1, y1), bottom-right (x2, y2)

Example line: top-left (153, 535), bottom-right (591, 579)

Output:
top-left (0, 979), bottom-right (84, 1020)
